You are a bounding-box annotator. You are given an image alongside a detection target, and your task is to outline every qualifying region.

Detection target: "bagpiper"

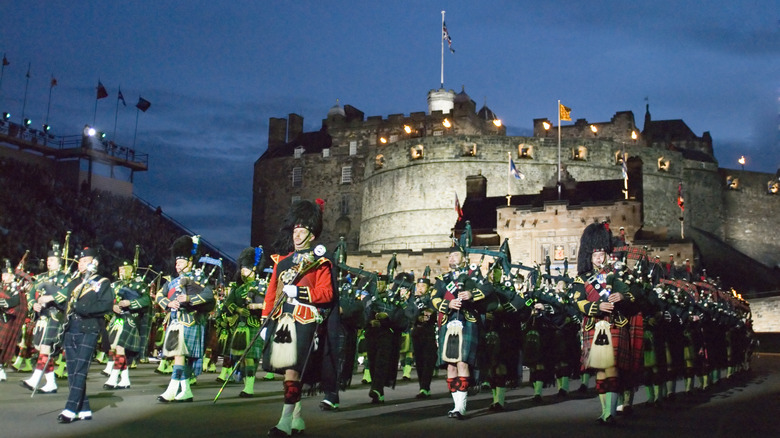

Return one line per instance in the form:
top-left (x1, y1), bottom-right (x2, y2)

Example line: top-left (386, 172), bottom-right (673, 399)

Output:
top-left (1, 258), bottom-right (29, 382)
top-left (221, 246), bottom-right (268, 397)
top-left (20, 242), bottom-right (69, 393)
top-left (103, 254), bottom-right (152, 390)
top-left (156, 235), bottom-right (215, 403)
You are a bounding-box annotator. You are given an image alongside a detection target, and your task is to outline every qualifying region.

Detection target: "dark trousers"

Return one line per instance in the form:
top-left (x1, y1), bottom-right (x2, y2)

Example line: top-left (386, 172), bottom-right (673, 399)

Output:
top-left (64, 327), bottom-right (99, 414)
top-left (412, 329), bottom-right (437, 391)
top-left (366, 327), bottom-right (398, 396)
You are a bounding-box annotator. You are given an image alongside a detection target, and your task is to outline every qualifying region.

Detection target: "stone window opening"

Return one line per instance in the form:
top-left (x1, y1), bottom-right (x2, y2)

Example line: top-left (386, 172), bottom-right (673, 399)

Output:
top-left (349, 141), bottom-right (358, 156)
top-left (726, 175), bottom-right (739, 190)
top-left (292, 166), bottom-right (302, 188)
top-left (657, 156), bottom-right (670, 172)
top-left (411, 145), bottom-right (424, 160)
top-left (462, 143), bottom-right (477, 157)
top-left (572, 146), bottom-right (588, 161)
top-left (322, 148), bottom-right (330, 158)
top-left (294, 146), bottom-right (304, 159)
top-left (518, 144), bottom-right (534, 159)
top-left (341, 166), bottom-right (353, 184)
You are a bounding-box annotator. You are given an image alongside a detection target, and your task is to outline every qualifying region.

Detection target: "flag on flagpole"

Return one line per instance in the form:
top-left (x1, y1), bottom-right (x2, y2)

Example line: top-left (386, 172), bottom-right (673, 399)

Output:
top-left (559, 103), bottom-right (572, 121)
top-left (25, 63), bottom-right (31, 78)
top-left (621, 153), bottom-right (628, 179)
top-left (2, 55), bottom-right (9, 66)
top-left (442, 21), bottom-right (455, 53)
top-left (97, 81), bottom-right (108, 99)
top-left (118, 88), bottom-right (126, 106)
top-left (677, 182), bottom-right (684, 212)
top-left (455, 192), bottom-right (463, 220)
top-left (509, 157), bottom-right (525, 179)
top-left (136, 97), bottom-right (151, 112)
top-left (50, 76), bottom-right (57, 87)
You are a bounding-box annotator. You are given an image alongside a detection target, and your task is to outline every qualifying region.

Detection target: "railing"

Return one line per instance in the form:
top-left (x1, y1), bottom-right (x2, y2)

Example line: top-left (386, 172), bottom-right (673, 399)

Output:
top-left (0, 119), bottom-right (149, 169)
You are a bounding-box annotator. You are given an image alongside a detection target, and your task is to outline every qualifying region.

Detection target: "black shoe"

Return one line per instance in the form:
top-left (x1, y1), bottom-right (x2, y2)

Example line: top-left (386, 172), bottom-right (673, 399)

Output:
top-left (369, 389), bottom-right (384, 404)
top-left (38, 387), bottom-right (57, 394)
top-left (115, 384), bottom-right (130, 390)
top-left (103, 383), bottom-right (117, 390)
top-left (319, 400), bottom-right (339, 411)
top-left (622, 405), bottom-right (633, 416)
top-left (532, 394), bottom-right (543, 403)
top-left (415, 391), bottom-right (431, 399)
top-left (578, 384), bottom-right (588, 393)
top-left (57, 414), bottom-right (78, 424)
top-left (557, 389), bottom-right (567, 397)
top-left (239, 391), bottom-right (254, 398)
top-left (268, 426), bottom-right (291, 437)
top-left (20, 380), bottom-right (34, 391)
top-left (488, 403), bottom-right (505, 412)
top-left (157, 395), bottom-right (174, 403)
top-left (450, 411), bottom-right (464, 420)
top-left (100, 370), bottom-right (111, 377)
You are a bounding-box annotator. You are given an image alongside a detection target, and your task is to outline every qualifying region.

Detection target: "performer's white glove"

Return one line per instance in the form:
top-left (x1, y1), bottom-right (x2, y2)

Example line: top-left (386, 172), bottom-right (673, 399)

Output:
top-left (283, 285), bottom-right (298, 298)
top-left (259, 327), bottom-right (267, 341)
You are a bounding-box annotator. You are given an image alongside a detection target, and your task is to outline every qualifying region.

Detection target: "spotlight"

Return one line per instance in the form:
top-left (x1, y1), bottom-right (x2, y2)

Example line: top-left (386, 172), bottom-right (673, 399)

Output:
top-left (43, 124), bottom-right (50, 132)
top-left (23, 118), bottom-right (31, 126)
top-left (2, 112), bottom-right (10, 121)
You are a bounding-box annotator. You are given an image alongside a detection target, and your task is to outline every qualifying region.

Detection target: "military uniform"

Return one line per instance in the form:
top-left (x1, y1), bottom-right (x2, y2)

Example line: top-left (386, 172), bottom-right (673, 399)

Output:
top-left (156, 235), bottom-right (215, 403)
top-left (262, 199), bottom-right (336, 437)
top-left (50, 247), bottom-right (113, 423)
top-left (0, 260), bottom-right (28, 382)
top-left (103, 261), bottom-right (151, 390)
top-left (431, 250), bottom-right (493, 419)
top-left (222, 246), bottom-right (268, 397)
top-left (20, 246), bottom-right (69, 393)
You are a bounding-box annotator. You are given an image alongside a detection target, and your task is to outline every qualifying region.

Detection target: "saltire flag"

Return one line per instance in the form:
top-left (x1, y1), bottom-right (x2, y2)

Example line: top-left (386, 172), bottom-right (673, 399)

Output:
top-left (118, 87), bottom-right (126, 106)
top-left (442, 21), bottom-right (455, 53)
top-left (2, 54), bottom-right (9, 66)
top-left (621, 152), bottom-right (628, 179)
top-left (455, 192), bottom-right (463, 220)
top-left (136, 97), bottom-right (151, 112)
top-left (677, 182), bottom-right (684, 212)
top-left (509, 157), bottom-right (525, 179)
top-left (97, 81), bottom-right (108, 99)
top-left (559, 103), bottom-right (572, 121)
top-left (50, 76), bottom-right (57, 87)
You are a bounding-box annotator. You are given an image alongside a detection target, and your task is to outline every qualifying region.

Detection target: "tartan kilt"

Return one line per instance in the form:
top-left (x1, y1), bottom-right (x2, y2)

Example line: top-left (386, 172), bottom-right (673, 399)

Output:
top-left (229, 323), bottom-right (263, 359)
top-left (581, 317), bottom-right (632, 371)
top-left (163, 321), bottom-right (205, 358)
top-left (0, 313), bottom-right (26, 364)
top-left (109, 314), bottom-right (143, 353)
top-left (436, 317), bottom-right (479, 368)
top-left (32, 315), bottom-right (64, 347)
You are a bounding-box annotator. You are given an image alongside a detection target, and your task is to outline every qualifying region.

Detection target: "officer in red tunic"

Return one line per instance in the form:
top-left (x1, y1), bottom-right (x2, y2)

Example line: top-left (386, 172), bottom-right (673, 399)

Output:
top-left (262, 199), bottom-right (335, 437)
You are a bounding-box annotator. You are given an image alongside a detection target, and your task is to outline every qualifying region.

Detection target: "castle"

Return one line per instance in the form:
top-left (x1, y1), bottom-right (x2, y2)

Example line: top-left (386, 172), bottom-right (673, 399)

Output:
top-left (251, 87), bottom-right (780, 295)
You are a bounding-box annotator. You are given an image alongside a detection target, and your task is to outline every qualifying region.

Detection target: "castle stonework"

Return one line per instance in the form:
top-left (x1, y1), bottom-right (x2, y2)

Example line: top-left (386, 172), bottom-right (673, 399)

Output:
top-left (251, 89), bottom-right (780, 293)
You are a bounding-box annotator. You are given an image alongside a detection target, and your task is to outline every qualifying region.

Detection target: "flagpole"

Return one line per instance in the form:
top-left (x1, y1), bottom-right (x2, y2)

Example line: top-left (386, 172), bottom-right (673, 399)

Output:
top-left (557, 99), bottom-right (562, 200)
top-left (133, 107), bottom-right (139, 148)
top-left (45, 75), bottom-right (54, 126)
top-left (93, 79), bottom-right (100, 125)
top-left (21, 63), bottom-right (30, 124)
top-left (506, 152), bottom-right (512, 206)
top-left (0, 54), bottom-right (7, 101)
top-left (440, 10), bottom-right (445, 88)
top-left (113, 86), bottom-right (120, 140)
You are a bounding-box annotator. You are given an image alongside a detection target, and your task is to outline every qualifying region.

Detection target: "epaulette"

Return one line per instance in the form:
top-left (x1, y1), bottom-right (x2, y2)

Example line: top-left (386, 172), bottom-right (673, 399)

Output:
top-left (573, 277), bottom-right (585, 284)
top-left (270, 254), bottom-right (282, 264)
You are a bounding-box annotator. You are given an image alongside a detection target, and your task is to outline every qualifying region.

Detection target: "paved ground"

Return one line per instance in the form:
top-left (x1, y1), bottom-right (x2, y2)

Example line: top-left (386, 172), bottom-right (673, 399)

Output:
top-left (1, 353), bottom-right (779, 438)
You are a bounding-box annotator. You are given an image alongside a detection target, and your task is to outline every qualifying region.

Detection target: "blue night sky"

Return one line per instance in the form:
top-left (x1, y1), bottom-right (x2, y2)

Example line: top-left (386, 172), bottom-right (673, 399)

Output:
top-left (1, 1), bottom-right (778, 259)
